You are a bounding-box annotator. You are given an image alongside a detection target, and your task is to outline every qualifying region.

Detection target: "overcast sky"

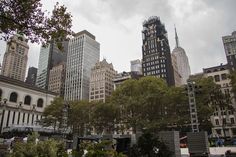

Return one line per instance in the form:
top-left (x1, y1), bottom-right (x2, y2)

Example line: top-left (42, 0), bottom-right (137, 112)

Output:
top-left (0, 0), bottom-right (236, 74)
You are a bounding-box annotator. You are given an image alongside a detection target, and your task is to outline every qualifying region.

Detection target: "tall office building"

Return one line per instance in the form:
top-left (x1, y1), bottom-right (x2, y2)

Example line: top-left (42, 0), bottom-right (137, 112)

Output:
top-left (25, 67), bottom-right (37, 86)
top-left (65, 30), bottom-right (100, 101)
top-left (222, 31), bottom-right (236, 71)
top-left (130, 59), bottom-right (142, 75)
top-left (1, 34), bottom-right (29, 81)
top-left (89, 59), bottom-right (116, 102)
top-left (171, 54), bottom-right (182, 86)
top-left (48, 62), bottom-right (66, 97)
top-left (142, 16), bottom-right (175, 86)
top-left (36, 41), bottom-right (68, 89)
top-left (172, 27), bottom-right (191, 84)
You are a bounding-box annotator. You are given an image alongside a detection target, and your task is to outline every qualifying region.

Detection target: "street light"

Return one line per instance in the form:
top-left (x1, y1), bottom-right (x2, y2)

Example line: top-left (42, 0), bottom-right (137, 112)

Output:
top-left (0, 98), bottom-right (7, 133)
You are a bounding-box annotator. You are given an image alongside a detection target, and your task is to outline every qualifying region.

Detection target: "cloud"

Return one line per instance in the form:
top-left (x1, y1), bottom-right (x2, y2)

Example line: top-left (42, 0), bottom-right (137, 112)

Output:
top-left (0, 0), bottom-right (236, 74)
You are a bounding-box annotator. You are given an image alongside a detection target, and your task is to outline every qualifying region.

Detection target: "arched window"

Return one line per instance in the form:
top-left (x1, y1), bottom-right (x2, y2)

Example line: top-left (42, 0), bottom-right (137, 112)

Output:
top-left (37, 98), bottom-right (43, 108)
top-left (9, 92), bottom-right (18, 102)
top-left (24, 95), bottom-right (31, 105)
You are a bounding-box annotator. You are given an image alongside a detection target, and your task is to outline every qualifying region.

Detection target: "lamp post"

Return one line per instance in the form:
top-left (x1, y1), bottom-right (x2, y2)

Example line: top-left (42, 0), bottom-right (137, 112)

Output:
top-left (0, 98), bottom-right (7, 133)
top-left (62, 102), bottom-right (70, 140)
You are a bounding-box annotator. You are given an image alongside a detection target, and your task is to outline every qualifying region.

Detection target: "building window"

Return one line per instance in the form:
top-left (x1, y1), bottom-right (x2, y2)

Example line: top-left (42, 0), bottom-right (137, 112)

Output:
top-left (37, 98), bottom-right (44, 108)
top-left (24, 95), bottom-right (31, 105)
top-left (214, 75), bottom-right (220, 82)
top-left (223, 118), bottom-right (226, 125)
top-left (215, 119), bottom-right (219, 125)
top-left (230, 118), bottom-right (235, 124)
top-left (9, 92), bottom-right (18, 102)
top-left (221, 74), bottom-right (227, 80)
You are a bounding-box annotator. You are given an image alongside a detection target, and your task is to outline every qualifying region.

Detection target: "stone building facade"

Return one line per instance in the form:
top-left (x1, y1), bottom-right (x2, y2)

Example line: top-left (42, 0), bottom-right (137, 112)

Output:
top-left (89, 59), bottom-right (116, 102)
top-left (1, 34), bottom-right (29, 81)
top-left (0, 75), bottom-right (56, 133)
top-left (203, 64), bottom-right (236, 137)
top-left (48, 62), bottom-right (66, 97)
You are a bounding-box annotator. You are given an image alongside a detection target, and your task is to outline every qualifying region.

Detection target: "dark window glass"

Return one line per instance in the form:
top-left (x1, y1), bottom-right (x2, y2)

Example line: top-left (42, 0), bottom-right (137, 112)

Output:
top-left (230, 118), bottom-right (235, 124)
top-left (24, 95), bottom-right (31, 105)
top-left (9, 92), bottom-right (18, 102)
top-left (221, 74), bottom-right (227, 80)
top-left (37, 98), bottom-right (44, 108)
top-left (214, 75), bottom-right (220, 82)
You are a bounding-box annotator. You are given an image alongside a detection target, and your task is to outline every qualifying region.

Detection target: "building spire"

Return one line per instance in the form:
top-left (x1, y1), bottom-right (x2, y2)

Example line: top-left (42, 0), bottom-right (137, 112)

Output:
top-left (175, 25), bottom-right (179, 48)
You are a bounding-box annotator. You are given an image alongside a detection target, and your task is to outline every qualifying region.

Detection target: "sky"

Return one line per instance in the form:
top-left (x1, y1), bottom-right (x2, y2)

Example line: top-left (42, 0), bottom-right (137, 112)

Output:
top-left (0, 0), bottom-right (236, 74)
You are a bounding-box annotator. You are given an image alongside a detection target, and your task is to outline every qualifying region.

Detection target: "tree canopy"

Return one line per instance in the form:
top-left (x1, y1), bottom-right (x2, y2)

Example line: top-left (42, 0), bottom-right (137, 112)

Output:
top-left (43, 76), bottom-right (232, 135)
top-left (0, 0), bottom-right (73, 45)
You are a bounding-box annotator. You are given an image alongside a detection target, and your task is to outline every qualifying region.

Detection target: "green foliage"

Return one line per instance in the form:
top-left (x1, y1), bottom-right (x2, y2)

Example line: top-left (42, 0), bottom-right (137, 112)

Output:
top-left (8, 132), bottom-right (67, 157)
top-left (42, 97), bottom-right (65, 130)
top-left (190, 76), bottom-right (232, 132)
top-left (90, 101), bottom-right (119, 134)
top-left (83, 140), bottom-right (126, 157)
top-left (68, 100), bottom-right (91, 136)
top-left (43, 76), bottom-right (231, 135)
top-left (129, 132), bottom-right (172, 157)
top-left (110, 76), bottom-right (188, 132)
top-left (0, 0), bottom-right (73, 46)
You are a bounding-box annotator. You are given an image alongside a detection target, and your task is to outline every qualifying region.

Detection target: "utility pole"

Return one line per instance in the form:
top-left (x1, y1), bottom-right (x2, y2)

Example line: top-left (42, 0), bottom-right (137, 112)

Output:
top-left (61, 102), bottom-right (69, 139)
top-left (187, 81), bottom-right (199, 132)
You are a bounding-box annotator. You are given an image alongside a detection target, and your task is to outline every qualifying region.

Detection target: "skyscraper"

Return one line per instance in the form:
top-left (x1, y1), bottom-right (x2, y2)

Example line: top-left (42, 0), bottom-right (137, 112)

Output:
top-left (172, 26), bottom-right (191, 84)
top-left (48, 62), bottom-right (66, 97)
top-left (130, 59), bottom-right (142, 75)
top-left (1, 34), bottom-right (29, 81)
top-left (25, 66), bottom-right (37, 86)
top-left (222, 31), bottom-right (236, 71)
top-left (64, 30), bottom-right (100, 101)
top-left (171, 54), bottom-right (182, 86)
top-left (89, 59), bottom-right (116, 102)
top-left (36, 41), bottom-right (68, 89)
top-left (142, 16), bottom-right (175, 86)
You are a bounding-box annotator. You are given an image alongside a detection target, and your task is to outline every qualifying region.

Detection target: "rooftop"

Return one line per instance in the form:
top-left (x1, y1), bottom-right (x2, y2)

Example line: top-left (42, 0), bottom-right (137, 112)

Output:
top-left (74, 30), bottom-right (95, 40)
top-left (203, 64), bottom-right (228, 73)
top-left (0, 75), bottom-right (57, 95)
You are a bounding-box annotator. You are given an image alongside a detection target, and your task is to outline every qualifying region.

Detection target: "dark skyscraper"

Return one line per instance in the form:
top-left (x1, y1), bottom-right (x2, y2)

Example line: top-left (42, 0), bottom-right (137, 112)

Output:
top-left (25, 67), bottom-right (37, 86)
top-left (142, 16), bottom-right (175, 86)
top-left (36, 41), bottom-right (68, 89)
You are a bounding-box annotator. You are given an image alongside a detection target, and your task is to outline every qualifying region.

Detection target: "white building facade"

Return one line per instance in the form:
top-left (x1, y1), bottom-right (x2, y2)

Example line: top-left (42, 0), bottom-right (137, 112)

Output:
top-left (64, 30), bottom-right (100, 101)
top-left (172, 27), bottom-right (191, 85)
top-left (0, 75), bottom-right (56, 133)
top-left (203, 64), bottom-right (236, 137)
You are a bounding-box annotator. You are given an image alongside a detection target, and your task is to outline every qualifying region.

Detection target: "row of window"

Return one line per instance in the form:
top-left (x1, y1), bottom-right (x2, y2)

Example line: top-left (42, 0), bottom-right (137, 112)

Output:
top-left (0, 89), bottom-right (44, 108)
top-left (215, 118), bottom-right (235, 126)
top-left (208, 73), bottom-right (227, 82)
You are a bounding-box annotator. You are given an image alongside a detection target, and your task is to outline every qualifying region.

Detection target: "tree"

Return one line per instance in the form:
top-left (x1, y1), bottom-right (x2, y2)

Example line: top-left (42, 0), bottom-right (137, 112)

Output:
top-left (110, 76), bottom-right (188, 133)
top-left (42, 97), bottom-right (65, 130)
top-left (110, 79), bottom-right (143, 133)
top-left (129, 132), bottom-right (172, 157)
top-left (9, 132), bottom-right (67, 157)
top-left (68, 100), bottom-right (91, 136)
top-left (83, 140), bottom-right (127, 157)
top-left (0, 0), bottom-right (73, 47)
top-left (190, 76), bottom-right (232, 132)
top-left (90, 101), bottom-right (119, 135)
